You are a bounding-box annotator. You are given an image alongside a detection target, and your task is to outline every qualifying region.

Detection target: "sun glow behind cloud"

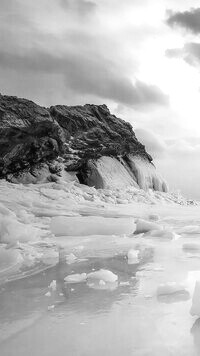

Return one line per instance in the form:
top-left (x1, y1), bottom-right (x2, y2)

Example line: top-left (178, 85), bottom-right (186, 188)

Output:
top-left (138, 34), bottom-right (200, 134)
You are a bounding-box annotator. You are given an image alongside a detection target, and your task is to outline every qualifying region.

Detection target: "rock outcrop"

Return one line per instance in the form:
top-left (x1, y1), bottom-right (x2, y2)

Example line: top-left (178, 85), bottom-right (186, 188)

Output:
top-left (0, 93), bottom-right (167, 191)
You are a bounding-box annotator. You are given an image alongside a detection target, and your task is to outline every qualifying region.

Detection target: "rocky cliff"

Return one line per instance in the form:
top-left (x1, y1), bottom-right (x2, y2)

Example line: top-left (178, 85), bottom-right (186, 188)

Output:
top-left (0, 93), bottom-right (167, 192)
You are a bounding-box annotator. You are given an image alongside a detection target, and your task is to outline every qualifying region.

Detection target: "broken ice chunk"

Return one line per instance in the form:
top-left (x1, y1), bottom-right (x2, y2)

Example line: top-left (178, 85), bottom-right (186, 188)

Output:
top-left (127, 249), bottom-right (140, 264)
top-left (49, 280), bottom-right (57, 291)
top-left (150, 229), bottom-right (180, 240)
top-left (99, 279), bottom-right (106, 286)
top-left (87, 269), bottom-right (118, 283)
top-left (178, 225), bottom-right (200, 234)
top-left (45, 291), bottom-right (51, 297)
top-left (135, 219), bottom-right (162, 234)
top-left (47, 305), bottom-right (55, 311)
top-left (65, 253), bottom-right (77, 264)
top-left (64, 273), bottom-right (87, 283)
top-left (50, 216), bottom-right (136, 236)
top-left (191, 281), bottom-right (200, 317)
top-left (157, 282), bottom-right (186, 296)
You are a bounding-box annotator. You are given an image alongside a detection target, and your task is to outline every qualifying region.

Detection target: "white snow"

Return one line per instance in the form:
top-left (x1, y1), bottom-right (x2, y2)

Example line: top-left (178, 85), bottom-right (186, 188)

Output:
top-left (0, 216), bottom-right (40, 244)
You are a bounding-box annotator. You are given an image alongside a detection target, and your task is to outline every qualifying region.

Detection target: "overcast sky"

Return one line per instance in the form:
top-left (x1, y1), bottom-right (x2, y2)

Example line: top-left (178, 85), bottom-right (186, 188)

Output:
top-left (1, 0), bottom-right (200, 198)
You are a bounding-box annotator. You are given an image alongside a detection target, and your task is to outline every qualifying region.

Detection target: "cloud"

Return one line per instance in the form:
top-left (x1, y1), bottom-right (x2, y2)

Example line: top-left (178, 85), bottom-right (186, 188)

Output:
top-left (0, 46), bottom-right (168, 107)
top-left (166, 42), bottom-right (200, 67)
top-left (0, 0), bottom-right (168, 108)
top-left (134, 128), bottom-right (167, 158)
top-left (59, 0), bottom-right (96, 15)
top-left (166, 8), bottom-right (200, 34)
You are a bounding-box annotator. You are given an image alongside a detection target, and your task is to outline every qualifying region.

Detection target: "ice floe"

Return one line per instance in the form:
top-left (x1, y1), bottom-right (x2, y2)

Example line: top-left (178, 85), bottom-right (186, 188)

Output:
top-left (135, 219), bottom-right (162, 234)
top-left (157, 282), bottom-right (187, 296)
top-left (51, 216), bottom-right (136, 236)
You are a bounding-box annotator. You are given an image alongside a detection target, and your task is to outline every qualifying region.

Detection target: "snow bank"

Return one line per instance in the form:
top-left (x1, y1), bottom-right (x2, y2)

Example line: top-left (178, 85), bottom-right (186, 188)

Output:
top-left (50, 216), bottom-right (136, 236)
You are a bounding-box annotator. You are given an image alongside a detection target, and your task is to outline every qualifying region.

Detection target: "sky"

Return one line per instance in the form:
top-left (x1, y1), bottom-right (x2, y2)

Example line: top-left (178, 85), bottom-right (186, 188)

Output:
top-left (1, 0), bottom-right (200, 199)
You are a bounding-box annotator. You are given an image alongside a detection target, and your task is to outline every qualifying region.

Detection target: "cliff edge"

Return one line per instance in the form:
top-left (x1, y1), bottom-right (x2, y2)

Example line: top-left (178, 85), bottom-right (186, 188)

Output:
top-left (0, 94), bottom-right (167, 192)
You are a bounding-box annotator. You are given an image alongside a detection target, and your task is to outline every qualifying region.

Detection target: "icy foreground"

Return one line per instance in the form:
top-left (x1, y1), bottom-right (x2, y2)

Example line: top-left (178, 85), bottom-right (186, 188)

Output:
top-left (0, 179), bottom-right (200, 356)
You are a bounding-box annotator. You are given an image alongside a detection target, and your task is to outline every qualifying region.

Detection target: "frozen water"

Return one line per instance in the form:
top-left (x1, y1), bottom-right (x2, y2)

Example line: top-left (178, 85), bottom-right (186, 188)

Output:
top-left (127, 249), bottom-right (140, 264)
top-left (49, 280), bottom-right (57, 291)
top-left (191, 281), bottom-right (200, 316)
top-left (178, 225), bottom-right (200, 234)
top-left (157, 282), bottom-right (187, 296)
top-left (0, 178), bottom-right (199, 355)
top-left (87, 269), bottom-right (118, 283)
top-left (51, 216), bottom-right (136, 236)
top-left (64, 273), bottom-right (87, 283)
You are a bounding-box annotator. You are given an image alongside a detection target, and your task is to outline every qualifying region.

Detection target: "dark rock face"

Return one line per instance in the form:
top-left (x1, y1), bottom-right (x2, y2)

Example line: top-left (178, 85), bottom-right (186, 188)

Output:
top-left (50, 104), bottom-right (152, 170)
top-left (0, 94), bottom-right (64, 178)
top-left (0, 94), bottom-right (152, 183)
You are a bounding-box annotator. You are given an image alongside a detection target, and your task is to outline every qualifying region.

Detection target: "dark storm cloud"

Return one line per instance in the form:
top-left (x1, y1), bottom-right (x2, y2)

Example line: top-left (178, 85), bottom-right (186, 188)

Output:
top-left (0, 0), bottom-right (168, 107)
top-left (166, 8), bottom-right (200, 33)
top-left (0, 49), bottom-right (168, 107)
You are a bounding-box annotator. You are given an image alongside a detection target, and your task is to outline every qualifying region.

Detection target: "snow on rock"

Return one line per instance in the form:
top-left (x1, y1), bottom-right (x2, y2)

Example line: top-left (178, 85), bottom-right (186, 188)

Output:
top-left (85, 156), bottom-right (139, 189)
top-left (157, 282), bottom-right (187, 296)
top-left (128, 155), bottom-right (168, 192)
top-left (191, 281), bottom-right (200, 316)
top-left (135, 219), bottom-right (162, 234)
top-left (127, 249), bottom-right (140, 264)
top-left (64, 273), bottom-right (87, 283)
top-left (50, 216), bottom-right (136, 236)
top-left (87, 269), bottom-right (118, 283)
